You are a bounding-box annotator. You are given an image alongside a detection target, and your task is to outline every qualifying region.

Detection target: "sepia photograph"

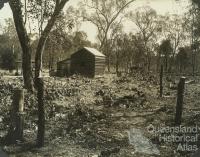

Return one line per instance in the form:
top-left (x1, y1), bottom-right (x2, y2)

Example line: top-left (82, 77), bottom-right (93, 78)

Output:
top-left (0, 0), bottom-right (200, 156)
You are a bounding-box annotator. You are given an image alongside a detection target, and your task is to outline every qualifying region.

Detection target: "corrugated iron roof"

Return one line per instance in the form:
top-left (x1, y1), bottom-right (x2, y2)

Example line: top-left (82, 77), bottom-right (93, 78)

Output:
top-left (58, 58), bottom-right (71, 63)
top-left (84, 47), bottom-right (105, 57)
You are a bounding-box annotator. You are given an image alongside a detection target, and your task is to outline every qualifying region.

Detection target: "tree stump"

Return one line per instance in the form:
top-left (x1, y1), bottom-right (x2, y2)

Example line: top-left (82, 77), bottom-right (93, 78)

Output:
top-left (175, 77), bottom-right (186, 125)
top-left (6, 89), bottom-right (25, 144)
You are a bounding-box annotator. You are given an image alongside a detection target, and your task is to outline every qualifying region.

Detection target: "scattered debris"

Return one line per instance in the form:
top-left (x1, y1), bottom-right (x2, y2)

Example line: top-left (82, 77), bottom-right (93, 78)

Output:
top-left (100, 147), bottom-right (120, 157)
top-left (0, 74), bottom-right (199, 157)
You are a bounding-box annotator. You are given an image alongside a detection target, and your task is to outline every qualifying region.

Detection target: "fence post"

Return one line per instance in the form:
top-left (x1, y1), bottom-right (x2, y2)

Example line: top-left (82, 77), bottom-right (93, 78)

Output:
top-left (159, 65), bottom-right (163, 97)
top-left (6, 89), bottom-right (25, 144)
top-left (175, 77), bottom-right (186, 125)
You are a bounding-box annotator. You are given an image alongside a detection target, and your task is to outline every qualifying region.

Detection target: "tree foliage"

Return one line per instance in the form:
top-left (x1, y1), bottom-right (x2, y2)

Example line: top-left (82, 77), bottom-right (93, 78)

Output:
top-left (0, 0), bottom-right (9, 9)
top-left (0, 48), bottom-right (17, 71)
top-left (78, 0), bottom-right (135, 71)
top-left (159, 39), bottom-right (173, 71)
top-left (79, 0), bottom-right (135, 49)
top-left (6, 0), bottom-right (71, 147)
top-left (129, 6), bottom-right (161, 71)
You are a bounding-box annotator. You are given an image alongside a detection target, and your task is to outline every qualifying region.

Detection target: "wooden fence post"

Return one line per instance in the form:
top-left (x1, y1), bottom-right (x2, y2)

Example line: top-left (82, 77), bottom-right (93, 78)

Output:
top-left (175, 77), bottom-right (186, 125)
top-left (159, 65), bottom-right (163, 97)
top-left (6, 89), bottom-right (24, 144)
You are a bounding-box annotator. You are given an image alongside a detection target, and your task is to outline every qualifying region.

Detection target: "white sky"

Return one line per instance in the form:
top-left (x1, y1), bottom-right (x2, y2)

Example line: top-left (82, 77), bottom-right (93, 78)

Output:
top-left (0, 0), bottom-right (191, 42)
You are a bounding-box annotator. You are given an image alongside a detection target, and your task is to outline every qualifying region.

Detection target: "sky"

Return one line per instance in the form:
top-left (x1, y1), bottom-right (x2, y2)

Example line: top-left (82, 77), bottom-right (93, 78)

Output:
top-left (0, 0), bottom-right (191, 42)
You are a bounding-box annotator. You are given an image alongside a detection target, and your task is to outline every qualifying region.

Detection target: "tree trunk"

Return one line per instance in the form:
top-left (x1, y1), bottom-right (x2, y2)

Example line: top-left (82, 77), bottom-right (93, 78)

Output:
top-left (34, 0), bottom-right (70, 147)
top-left (165, 56), bottom-right (168, 72)
top-left (8, 0), bottom-right (70, 148)
top-left (35, 0), bottom-right (69, 78)
top-left (159, 65), bottom-right (163, 97)
top-left (35, 37), bottom-right (47, 78)
top-left (192, 51), bottom-right (196, 76)
top-left (9, 0), bottom-right (34, 92)
top-left (147, 55), bottom-right (151, 72)
top-left (35, 78), bottom-right (45, 147)
top-left (107, 55), bottom-right (111, 72)
top-left (115, 52), bottom-right (120, 74)
top-left (116, 62), bottom-right (119, 74)
top-left (156, 52), bottom-right (161, 72)
top-left (180, 63), bottom-right (182, 73)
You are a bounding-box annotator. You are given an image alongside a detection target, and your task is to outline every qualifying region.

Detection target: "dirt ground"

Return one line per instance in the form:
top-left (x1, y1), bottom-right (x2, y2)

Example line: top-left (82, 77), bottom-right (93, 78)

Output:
top-left (0, 73), bottom-right (200, 157)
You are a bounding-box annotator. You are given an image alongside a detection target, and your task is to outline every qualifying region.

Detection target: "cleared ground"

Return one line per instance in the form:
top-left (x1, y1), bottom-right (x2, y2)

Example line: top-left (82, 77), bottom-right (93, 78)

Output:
top-left (0, 73), bottom-right (199, 157)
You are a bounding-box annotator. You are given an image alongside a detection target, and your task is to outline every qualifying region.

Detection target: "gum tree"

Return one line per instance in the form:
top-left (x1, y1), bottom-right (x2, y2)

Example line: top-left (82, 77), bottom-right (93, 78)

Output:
top-left (129, 6), bottom-right (161, 71)
top-left (79, 0), bottom-right (135, 71)
top-left (1, 0), bottom-right (70, 147)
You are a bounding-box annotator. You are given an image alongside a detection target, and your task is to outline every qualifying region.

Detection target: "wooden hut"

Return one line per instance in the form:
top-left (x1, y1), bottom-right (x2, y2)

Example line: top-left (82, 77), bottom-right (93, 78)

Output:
top-left (57, 58), bottom-right (71, 77)
top-left (71, 47), bottom-right (106, 77)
